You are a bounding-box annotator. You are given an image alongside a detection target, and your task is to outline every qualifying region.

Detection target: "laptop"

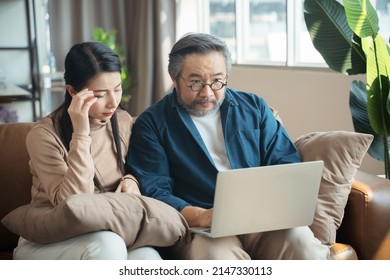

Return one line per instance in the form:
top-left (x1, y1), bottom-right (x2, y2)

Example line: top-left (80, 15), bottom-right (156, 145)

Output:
top-left (190, 160), bottom-right (324, 238)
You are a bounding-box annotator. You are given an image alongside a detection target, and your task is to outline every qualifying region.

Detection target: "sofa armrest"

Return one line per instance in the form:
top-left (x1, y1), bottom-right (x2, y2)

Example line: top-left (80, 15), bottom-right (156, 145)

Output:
top-left (0, 123), bottom-right (34, 258)
top-left (337, 170), bottom-right (390, 259)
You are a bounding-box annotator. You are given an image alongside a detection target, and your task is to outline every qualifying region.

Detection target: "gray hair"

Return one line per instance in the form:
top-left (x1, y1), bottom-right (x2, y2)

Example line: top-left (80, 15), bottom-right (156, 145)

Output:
top-left (168, 33), bottom-right (232, 80)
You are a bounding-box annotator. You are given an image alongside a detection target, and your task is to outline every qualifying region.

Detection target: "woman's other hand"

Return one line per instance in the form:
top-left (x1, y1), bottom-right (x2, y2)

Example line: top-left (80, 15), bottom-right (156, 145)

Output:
top-left (115, 177), bottom-right (141, 195)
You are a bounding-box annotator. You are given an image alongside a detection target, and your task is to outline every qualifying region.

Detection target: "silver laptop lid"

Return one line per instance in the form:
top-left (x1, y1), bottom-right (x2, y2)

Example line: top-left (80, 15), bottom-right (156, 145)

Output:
top-left (208, 160), bottom-right (324, 238)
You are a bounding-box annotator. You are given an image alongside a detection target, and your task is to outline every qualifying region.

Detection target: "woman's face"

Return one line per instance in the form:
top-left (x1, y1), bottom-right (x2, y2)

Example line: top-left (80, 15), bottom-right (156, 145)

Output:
top-left (85, 72), bottom-right (122, 121)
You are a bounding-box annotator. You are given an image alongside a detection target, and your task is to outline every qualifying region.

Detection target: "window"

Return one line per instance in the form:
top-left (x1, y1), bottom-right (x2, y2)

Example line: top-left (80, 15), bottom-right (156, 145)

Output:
top-left (176, 0), bottom-right (390, 67)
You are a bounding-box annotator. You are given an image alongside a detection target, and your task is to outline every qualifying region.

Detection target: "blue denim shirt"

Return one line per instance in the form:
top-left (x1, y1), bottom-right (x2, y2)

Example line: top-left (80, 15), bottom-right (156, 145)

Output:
top-left (127, 88), bottom-right (300, 211)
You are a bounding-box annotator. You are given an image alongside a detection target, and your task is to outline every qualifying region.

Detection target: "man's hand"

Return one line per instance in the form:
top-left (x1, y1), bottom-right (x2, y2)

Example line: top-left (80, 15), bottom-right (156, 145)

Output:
top-left (181, 206), bottom-right (213, 227)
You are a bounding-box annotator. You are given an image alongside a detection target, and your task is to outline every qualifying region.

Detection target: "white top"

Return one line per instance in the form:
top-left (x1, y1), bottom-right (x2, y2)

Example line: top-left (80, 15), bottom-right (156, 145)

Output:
top-left (191, 110), bottom-right (231, 171)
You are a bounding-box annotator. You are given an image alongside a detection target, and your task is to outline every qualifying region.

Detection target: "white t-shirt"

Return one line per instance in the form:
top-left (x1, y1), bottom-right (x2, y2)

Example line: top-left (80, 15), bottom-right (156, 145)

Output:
top-left (191, 110), bottom-right (232, 171)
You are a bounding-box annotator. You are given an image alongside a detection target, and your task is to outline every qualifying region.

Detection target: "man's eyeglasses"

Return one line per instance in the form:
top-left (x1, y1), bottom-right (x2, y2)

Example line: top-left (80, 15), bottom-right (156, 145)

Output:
top-left (181, 75), bottom-right (227, 92)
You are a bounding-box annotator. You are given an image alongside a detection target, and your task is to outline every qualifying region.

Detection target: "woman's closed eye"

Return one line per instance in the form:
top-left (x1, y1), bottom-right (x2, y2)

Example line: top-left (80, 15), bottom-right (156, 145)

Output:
top-left (92, 90), bottom-right (106, 98)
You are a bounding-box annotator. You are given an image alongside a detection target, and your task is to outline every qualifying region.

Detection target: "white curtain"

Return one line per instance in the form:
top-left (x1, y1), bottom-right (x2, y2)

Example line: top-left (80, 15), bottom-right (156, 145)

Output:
top-left (48, 0), bottom-right (176, 115)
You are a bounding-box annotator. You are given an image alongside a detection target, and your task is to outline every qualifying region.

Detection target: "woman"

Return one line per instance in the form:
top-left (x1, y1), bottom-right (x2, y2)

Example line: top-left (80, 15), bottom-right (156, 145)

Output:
top-left (13, 42), bottom-right (162, 260)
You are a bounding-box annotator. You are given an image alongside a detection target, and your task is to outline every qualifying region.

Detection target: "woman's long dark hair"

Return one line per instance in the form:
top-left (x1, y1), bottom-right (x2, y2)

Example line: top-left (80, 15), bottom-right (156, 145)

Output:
top-left (51, 41), bottom-right (124, 192)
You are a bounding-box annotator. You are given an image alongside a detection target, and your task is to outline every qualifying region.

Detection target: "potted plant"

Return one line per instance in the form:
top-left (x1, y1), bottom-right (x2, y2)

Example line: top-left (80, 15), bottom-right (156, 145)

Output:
top-left (304, 0), bottom-right (390, 178)
top-left (92, 27), bottom-right (132, 104)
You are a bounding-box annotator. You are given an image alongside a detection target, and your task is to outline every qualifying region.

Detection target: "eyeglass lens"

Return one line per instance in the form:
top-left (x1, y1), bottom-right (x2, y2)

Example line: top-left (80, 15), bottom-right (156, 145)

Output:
top-left (190, 81), bottom-right (225, 91)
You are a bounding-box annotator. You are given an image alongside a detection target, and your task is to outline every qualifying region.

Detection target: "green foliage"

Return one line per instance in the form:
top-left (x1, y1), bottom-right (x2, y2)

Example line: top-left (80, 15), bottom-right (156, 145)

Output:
top-left (304, 0), bottom-right (366, 74)
top-left (304, 0), bottom-right (390, 177)
top-left (92, 27), bottom-right (132, 103)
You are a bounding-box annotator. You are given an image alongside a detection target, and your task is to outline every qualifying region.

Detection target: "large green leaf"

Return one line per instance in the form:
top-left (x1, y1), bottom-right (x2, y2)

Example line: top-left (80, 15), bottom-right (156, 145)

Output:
top-left (304, 0), bottom-right (366, 75)
top-left (349, 80), bottom-right (386, 161)
top-left (342, 0), bottom-right (379, 38)
top-left (363, 35), bottom-right (390, 136)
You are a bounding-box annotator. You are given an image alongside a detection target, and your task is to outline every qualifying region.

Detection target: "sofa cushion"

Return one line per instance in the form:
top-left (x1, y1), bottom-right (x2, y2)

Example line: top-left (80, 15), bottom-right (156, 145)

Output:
top-left (2, 192), bottom-right (190, 249)
top-left (294, 131), bottom-right (373, 245)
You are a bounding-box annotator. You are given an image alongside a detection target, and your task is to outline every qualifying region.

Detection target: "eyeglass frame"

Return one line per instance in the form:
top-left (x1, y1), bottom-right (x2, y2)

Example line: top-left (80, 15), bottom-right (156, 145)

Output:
top-left (180, 75), bottom-right (228, 92)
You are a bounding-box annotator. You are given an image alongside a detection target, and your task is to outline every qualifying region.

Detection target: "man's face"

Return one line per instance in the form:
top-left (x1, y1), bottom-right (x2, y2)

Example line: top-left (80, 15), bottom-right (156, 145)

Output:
top-left (173, 51), bottom-right (227, 117)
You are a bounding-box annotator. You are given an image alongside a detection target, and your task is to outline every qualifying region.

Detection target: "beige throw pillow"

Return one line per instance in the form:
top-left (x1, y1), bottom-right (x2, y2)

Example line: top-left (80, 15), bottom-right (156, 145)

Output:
top-left (294, 131), bottom-right (373, 245)
top-left (1, 193), bottom-right (190, 249)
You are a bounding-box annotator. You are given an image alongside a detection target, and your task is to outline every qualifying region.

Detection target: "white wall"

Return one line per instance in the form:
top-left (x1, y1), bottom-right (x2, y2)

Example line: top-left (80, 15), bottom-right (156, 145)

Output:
top-left (228, 64), bottom-right (384, 175)
top-left (0, 1), bottom-right (29, 79)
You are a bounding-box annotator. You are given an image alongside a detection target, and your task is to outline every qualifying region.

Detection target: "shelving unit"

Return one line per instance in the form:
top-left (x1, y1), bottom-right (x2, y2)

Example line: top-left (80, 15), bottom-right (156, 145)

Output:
top-left (0, 0), bottom-right (41, 121)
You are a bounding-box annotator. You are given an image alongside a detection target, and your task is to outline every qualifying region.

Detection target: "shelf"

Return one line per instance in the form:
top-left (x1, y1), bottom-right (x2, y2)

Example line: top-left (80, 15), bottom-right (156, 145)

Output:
top-left (0, 0), bottom-right (41, 121)
top-left (0, 82), bottom-right (32, 103)
top-left (0, 47), bottom-right (30, 50)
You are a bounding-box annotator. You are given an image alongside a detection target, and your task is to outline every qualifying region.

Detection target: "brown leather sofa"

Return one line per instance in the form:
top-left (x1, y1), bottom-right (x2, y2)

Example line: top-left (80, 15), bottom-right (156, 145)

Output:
top-left (1, 122), bottom-right (390, 260)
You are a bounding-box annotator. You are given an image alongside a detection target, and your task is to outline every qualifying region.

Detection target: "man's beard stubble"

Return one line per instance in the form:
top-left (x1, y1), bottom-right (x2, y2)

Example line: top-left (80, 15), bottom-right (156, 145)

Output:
top-left (176, 91), bottom-right (224, 117)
